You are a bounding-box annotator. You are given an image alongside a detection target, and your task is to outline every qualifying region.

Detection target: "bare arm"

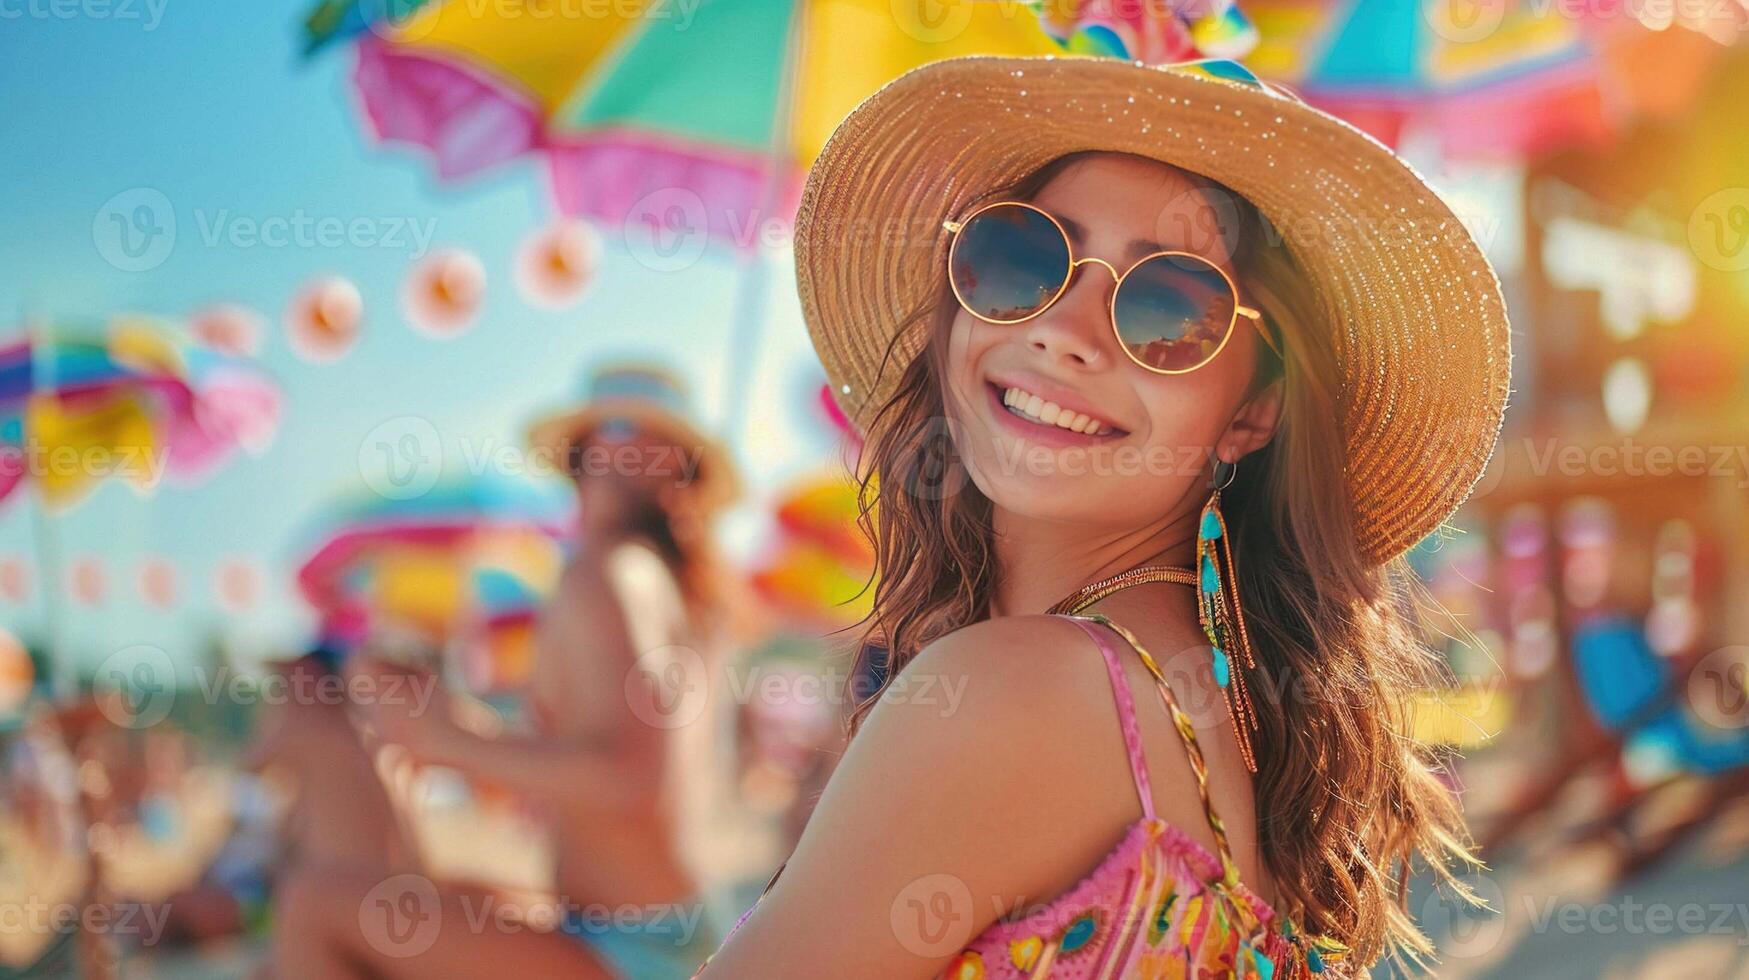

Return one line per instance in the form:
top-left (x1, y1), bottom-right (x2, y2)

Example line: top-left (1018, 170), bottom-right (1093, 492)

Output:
top-left (698, 616), bottom-right (1135, 979)
top-left (351, 546), bottom-right (680, 814)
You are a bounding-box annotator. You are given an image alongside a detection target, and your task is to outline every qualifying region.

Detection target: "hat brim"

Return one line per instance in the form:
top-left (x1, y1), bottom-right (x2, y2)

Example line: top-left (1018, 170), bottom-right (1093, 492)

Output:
top-left (527, 399), bottom-right (741, 513)
top-left (795, 55), bottom-right (1511, 565)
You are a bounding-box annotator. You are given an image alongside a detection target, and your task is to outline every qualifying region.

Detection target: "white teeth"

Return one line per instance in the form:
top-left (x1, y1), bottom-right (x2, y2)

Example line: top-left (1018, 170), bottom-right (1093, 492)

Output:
top-left (999, 386), bottom-right (1114, 436)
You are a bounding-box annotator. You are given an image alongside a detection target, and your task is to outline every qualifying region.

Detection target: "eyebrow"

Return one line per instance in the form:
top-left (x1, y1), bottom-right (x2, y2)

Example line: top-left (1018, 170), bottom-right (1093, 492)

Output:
top-left (1055, 214), bottom-right (1168, 263)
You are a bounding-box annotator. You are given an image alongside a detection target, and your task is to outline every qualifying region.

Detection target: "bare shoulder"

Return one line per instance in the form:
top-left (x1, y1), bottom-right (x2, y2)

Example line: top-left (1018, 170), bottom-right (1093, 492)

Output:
top-left (851, 614), bottom-right (1149, 824)
top-left (873, 615), bottom-right (1113, 737)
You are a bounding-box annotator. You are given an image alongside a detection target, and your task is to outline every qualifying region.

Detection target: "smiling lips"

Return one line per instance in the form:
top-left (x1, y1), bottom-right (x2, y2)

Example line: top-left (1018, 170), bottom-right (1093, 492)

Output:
top-left (999, 384), bottom-right (1117, 436)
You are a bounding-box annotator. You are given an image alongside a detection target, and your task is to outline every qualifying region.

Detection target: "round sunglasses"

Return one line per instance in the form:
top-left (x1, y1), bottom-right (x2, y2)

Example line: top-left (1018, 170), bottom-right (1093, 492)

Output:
top-left (943, 201), bottom-right (1282, 374)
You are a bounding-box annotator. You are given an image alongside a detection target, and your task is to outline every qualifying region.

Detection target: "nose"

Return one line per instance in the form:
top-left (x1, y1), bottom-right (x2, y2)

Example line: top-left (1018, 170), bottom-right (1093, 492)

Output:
top-left (1020, 258), bottom-right (1118, 369)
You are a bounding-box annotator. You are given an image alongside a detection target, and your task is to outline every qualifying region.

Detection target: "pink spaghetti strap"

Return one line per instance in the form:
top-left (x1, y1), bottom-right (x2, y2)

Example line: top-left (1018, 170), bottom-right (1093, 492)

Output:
top-left (1085, 614), bottom-right (1244, 885)
top-left (1062, 615), bottom-right (1156, 822)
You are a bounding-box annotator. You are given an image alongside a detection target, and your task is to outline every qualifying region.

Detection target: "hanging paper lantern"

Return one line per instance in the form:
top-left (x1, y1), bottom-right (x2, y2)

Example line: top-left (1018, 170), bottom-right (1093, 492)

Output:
top-left (216, 558), bottom-right (261, 612)
top-left (138, 556), bottom-right (178, 609)
top-left (188, 303), bottom-right (265, 356)
top-left (0, 556), bottom-right (28, 604)
top-left (403, 248), bottom-right (487, 337)
top-left (514, 220), bottom-right (598, 310)
top-left (69, 556), bottom-right (106, 606)
top-left (0, 628), bottom-right (31, 715)
top-left (286, 276), bottom-right (363, 362)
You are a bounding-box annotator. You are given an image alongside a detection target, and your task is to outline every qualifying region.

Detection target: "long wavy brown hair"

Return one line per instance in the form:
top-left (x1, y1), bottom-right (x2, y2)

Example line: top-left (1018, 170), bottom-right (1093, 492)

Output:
top-left (844, 152), bottom-right (1482, 969)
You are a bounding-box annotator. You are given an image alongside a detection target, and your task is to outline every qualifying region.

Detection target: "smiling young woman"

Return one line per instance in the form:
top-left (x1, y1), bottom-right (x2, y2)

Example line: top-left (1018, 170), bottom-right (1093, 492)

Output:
top-left (693, 56), bottom-right (1510, 980)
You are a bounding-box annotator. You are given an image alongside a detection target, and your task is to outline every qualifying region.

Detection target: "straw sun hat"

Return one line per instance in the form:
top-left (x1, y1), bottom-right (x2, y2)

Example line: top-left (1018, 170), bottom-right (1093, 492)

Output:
top-left (528, 363), bottom-right (741, 514)
top-left (795, 56), bottom-right (1512, 565)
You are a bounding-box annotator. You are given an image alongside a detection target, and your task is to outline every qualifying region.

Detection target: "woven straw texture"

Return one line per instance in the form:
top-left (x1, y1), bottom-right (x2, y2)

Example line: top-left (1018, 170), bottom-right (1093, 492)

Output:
top-left (794, 55), bottom-right (1512, 565)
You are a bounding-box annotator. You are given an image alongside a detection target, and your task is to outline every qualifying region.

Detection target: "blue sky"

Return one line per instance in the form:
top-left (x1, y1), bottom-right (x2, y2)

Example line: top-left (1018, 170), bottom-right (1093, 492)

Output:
top-left (0, 3), bottom-right (828, 676)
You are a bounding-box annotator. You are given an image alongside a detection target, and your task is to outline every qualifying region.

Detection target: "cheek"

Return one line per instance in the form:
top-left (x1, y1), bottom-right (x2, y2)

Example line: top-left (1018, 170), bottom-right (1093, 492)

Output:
top-left (1135, 349), bottom-right (1254, 451)
top-left (943, 311), bottom-right (994, 417)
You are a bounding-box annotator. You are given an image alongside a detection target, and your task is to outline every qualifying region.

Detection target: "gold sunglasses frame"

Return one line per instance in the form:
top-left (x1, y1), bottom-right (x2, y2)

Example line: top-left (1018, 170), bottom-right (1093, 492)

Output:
top-left (942, 200), bottom-right (1282, 375)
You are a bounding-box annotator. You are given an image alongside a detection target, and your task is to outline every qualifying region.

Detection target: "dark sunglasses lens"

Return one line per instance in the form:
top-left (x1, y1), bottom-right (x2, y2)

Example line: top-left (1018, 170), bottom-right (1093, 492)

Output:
top-left (1112, 254), bottom-right (1238, 372)
top-left (950, 205), bottom-right (1071, 322)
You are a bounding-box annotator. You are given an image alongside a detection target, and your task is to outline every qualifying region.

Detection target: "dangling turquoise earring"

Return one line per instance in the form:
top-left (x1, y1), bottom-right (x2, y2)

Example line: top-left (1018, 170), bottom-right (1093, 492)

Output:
top-left (1197, 457), bottom-right (1261, 772)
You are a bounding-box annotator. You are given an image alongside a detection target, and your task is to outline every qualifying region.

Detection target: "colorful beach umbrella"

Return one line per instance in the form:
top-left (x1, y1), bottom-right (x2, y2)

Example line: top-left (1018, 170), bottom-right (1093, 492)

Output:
top-left (544, 0), bottom-right (1065, 242)
top-left (296, 476), bottom-right (573, 689)
top-left (750, 473), bottom-right (874, 630)
top-left (342, 0), bottom-right (633, 180)
top-left (1241, 0), bottom-right (1740, 158)
top-left (0, 318), bottom-right (281, 510)
top-left (307, 0), bottom-right (1064, 240)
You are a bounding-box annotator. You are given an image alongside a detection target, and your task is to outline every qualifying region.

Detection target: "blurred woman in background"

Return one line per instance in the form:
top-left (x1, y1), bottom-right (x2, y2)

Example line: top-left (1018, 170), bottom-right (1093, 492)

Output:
top-left (273, 364), bottom-right (739, 980)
